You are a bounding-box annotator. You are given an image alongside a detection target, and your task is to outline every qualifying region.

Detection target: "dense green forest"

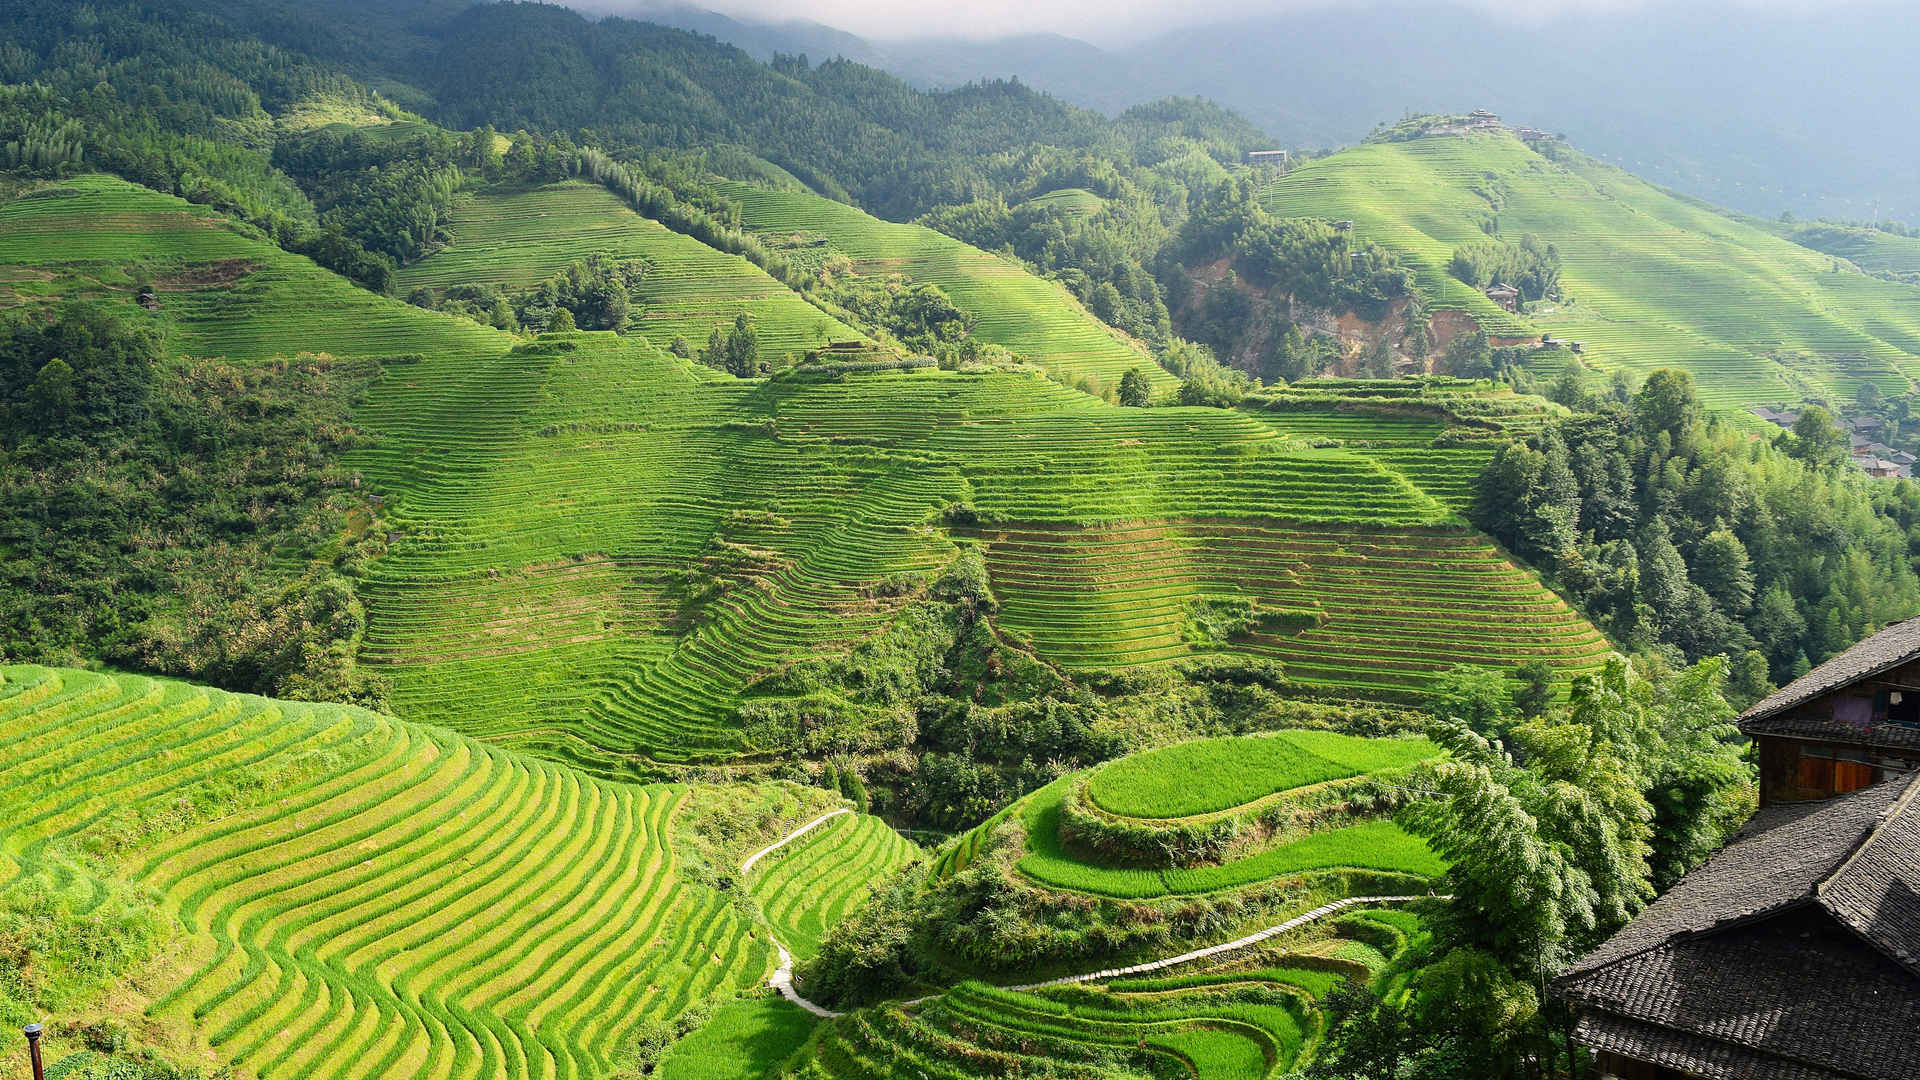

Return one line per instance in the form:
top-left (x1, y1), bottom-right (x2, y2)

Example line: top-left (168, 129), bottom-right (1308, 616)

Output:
top-left (1477, 369), bottom-right (1920, 691)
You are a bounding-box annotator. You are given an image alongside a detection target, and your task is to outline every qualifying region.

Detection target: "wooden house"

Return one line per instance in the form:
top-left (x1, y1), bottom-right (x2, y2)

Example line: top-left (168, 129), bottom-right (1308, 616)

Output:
top-left (1739, 617), bottom-right (1920, 806)
top-left (1553, 772), bottom-right (1920, 1079)
top-left (1484, 283), bottom-right (1521, 312)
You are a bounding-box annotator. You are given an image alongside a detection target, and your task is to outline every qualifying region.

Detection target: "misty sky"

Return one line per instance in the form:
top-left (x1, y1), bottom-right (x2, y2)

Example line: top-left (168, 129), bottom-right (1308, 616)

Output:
top-left (600, 0), bottom-right (1853, 44)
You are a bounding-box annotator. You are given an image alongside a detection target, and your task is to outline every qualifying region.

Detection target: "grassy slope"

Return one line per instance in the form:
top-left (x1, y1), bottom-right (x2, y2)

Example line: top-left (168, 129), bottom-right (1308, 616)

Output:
top-left (719, 182), bottom-right (1179, 395)
top-left (392, 181), bottom-right (867, 357)
top-left (0, 176), bottom-right (508, 364)
top-left (657, 997), bottom-right (818, 1080)
top-left (1007, 733), bottom-right (1445, 901)
top-left (1262, 132), bottom-right (1920, 408)
top-left (0, 176), bottom-right (1609, 770)
top-left (0, 665), bottom-right (769, 1080)
top-left (1088, 731), bottom-right (1437, 819)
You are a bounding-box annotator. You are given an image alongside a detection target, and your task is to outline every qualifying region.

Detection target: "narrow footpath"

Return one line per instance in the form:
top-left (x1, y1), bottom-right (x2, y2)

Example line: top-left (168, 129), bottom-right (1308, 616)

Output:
top-left (742, 808), bottom-right (854, 1018)
top-left (1006, 894), bottom-right (1435, 990)
top-left (746, 813), bottom-right (1440, 1018)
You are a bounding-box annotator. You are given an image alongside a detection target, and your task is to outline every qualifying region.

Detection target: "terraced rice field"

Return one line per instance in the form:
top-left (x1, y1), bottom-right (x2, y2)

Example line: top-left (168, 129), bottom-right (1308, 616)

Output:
top-left (1263, 132), bottom-right (1920, 408)
top-left (788, 980), bottom-right (1307, 1080)
top-left (0, 178), bottom-right (1610, 770)
top-left (344, 338), bottom-right (1606, 762)
top-left (1766, 222), bottom-right (1920, 279)
top-left (973, 520), bottom-right (1611, 691)
top-left (393, 182), bottom-right (865, 357)
top-left (0, 175), bottom-right (508, 363)
top-left (785, 903), bottom-right (1429, 1079)
top-left (1087, 732), bottom-right (1438, 819)
top-left (934, 733), bottom-right (1446, 904)
top-left (720, 182), bottom-right (1176, 394)
top-left (745, 813), bottom-right (918, 963)
top-left (656, 997), bottom-right (819, 1080)
top-left (1021, 187), bottom-right (1105, 220)
top-left (0, 665), bottom-right (770, 1080)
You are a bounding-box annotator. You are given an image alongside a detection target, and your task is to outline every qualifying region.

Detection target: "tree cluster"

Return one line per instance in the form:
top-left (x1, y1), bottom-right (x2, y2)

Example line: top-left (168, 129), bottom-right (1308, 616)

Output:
top-left (1475, 368), bottom-right (1920, 689)
top-left (1449, 234), bottom-right (1563, 301)
top-left (0, 304), bottom-right (388, 705)
top-left (1312, 656), bottom-right (1750, 1080)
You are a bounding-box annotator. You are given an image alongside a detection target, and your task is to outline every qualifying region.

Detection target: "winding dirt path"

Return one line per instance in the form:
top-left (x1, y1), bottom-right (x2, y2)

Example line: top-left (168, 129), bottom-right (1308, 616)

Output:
top-left (747, 810), bottom-right (1437, 1020)
top-left (1006, 894), bottom-right (1435, 990)
top-left (743, 808), bottom-right (854, 1018)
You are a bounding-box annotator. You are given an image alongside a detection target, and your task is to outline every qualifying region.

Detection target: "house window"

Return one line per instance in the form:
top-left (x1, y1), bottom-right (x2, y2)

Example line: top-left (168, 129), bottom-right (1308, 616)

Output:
top-left (1798, 754), bottom-right (1833, 793)
top-left (1798, 746), bottom-right (1880, 795)
top-left (1835, 760), bottom-right (1876, 793)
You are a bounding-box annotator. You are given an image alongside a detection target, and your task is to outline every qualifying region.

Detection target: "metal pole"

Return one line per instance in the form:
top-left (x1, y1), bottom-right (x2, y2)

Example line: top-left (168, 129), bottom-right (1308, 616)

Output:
top-left (24, 1023), bottom-right (44, 1080)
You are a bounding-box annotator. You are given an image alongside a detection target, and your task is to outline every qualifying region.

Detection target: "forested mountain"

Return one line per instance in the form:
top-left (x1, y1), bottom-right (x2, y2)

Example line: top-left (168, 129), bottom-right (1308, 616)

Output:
top-left (1, 3), bottom-right (1915, 1078)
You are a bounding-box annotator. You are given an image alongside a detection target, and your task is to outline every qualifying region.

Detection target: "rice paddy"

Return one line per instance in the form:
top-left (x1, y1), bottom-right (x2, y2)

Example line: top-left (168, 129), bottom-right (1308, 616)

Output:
top-left (392, 181), bottom-right (865, 358)
top-left (745, 813), bottom-right (918, 964)
top-left (933, 732), bottom-right (1446, 904)
top-left (1086, 732), bottom-right (1438, 820)
top-left (782, 901), bottom-right (1432, 1079)
top-left (0, 176), bottom-right (1610, 773)
top-left (719, 181), bottom-right (1177, 395)
top-left (1262, 131), bottom-right (1920, 408)
top-left (0, 665), bottom-right (771, 1080)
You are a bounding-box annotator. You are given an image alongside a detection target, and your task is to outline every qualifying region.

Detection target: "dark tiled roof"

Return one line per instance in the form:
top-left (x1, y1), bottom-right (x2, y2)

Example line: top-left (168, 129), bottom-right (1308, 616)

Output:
top-left (1741, 616), bottom-right (1920, 726)
top-left (1561, 908), bottom-right (1920, 1080)
top-left (1575, 1000), bottom-right (1881, 1080)
top-left (1561, 776), bottom-right (1908, 977)
top-left (1738, 712), bottom-right (1920, 752)
top-left (1822, 779), bottom-right (1920, 974)
top-left (1556, 775), bottom-right (1920, 1080)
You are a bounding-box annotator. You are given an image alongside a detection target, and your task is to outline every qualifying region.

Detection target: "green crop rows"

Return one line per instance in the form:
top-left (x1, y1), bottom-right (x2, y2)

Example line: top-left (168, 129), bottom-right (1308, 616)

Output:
top-left (746, 813), bottom-right (918, 964)
top-left (1263, 131), bottom-right (1920, 408)
top-left (784, 902), bottom-right (1434, 1079)
top-left (1021, 187), bottom-right (1106, 220)
top-left (0, 176), bottom-right (508, 363)
top-left (656, 997), bottom-right (820, 1080)
top-left (392, 181), bottom-right (865, 357)
top-left (939, 733), bottom-right (1447, 902)
top-left (975, 520), bottom-right (1611, 691)
top-left (1016, 782), bottom-right (1443, 900)
top-left (0, 177), bottom-right (1609, 770)
top-left (1087, 732), bottom-right (1438, 819)
top-left (787, 980), bottom-right (1305, 1080)
top-left (0, 665), bottom-right (770, 1080)
top-left (720, 182), bottom-right (1177, 395)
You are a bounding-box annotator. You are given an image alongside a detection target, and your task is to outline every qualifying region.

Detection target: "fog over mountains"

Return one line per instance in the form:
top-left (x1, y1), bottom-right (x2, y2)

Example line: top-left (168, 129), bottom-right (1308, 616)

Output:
top-left (612, 0), bottom-right (1919, 225)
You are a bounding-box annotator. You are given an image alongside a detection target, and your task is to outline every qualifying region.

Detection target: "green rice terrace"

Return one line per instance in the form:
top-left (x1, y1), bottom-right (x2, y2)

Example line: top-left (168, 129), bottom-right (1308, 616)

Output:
top-left (1262, 129), bottom-right (1920, 409)
top-left (784, 903), bottom-right (1427, 1080)
top-left (780, 731), bottom-right (1450, 1078)
top-left (391, 181), bottom-right (867, 358)
top-left (720, 181), bottom-right (1179, 396)
top-left (1, 665), bottom-right (1441, 1080)
top-left (0, 664), bottom-right (783, 1080)
top-left (0, 176), bottom-right (1610, 772)
top-left (745, 812), bottom-right (918, 964)
top-left (934, 731), bottom-right (1445, 901)
top-left (0, 175), bottom-right (506, 363)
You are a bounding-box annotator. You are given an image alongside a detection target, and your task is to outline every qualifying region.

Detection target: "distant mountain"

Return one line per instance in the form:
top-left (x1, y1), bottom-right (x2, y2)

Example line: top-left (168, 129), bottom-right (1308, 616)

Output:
top-left (613, 1), bottom-right (1920, 225)
top-left (608, 2), bottom-right (1119, 98)
top-left (601, 1), bottom-right (886, 66)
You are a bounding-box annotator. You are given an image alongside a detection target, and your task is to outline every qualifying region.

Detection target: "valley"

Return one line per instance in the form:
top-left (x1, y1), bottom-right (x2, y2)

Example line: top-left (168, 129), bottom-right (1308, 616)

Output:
top-left (1, 3), bottom-right (1911, 1078)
